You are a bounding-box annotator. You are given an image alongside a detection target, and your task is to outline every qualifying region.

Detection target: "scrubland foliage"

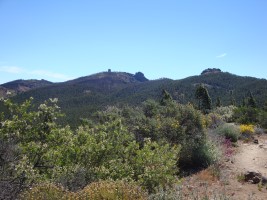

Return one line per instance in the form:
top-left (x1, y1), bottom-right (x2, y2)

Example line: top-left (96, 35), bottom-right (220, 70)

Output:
top-left (20, 181), bottom-right (148, 200)
top-left (213, 124), bottom-right (240, 142)
top-left (2, 93), bottom-right (249, 199)
top-left (212, 106), bottom-right (236, 123)
top-left (233, 106), bottom-right (267, 129)
top-left (20, 183), bottom-right (66, 200)
top-left (0, 98), bottom-right (185, 198)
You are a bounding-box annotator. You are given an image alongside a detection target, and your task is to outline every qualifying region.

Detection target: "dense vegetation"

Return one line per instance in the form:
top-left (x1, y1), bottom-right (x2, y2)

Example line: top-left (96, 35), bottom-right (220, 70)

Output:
top-left (1, 92), bottom-right (267, 199)
top-left (1, 70), bottom-right (267, 199)
top-left (1, 71), bottom-right (266, 127)
top-left (1, 91), bottom-right (223, 199)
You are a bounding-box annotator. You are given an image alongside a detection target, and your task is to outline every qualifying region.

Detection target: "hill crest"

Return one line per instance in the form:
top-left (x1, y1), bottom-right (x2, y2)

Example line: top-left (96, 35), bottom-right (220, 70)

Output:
top-left (67, 71), bottom-right (148, 84)
top-left (1, 70), bottom-right (267, 127)
top-left (0, 79), bottom-right (53, 98)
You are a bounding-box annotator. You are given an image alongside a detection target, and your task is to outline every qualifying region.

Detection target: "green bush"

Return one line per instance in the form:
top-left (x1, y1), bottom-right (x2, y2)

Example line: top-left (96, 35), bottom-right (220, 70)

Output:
top-left (206, 113), bottom-right (223, 129)
top-left (53, 120), bottom-right (180, 192)
top-left (214, 123), bottom-right (240, 142)
top-left (98, 100), bottom-right (211, 170)
top-left (0, 99), bottom-right (181, 197)
top-left (0, 98), bottom-right (71, 199)
top-left (133, 139), bottom-right (180, 193)
top-left (233, 107), bottom-right (259, 124)
top-left (212, 106), bottom-right (236, 122)
top-left (192, 138), bottom-right (221, 167)
top-left (0, 97), bottom-right (223, 197)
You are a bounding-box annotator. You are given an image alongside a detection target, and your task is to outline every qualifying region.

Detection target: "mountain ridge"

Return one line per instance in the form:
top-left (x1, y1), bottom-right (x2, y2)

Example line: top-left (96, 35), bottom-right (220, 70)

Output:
top-left (1, 69), bottom-right (267, 127)
top-left (0, 71), bottom-right (149, 98)
top-left (0, 79), bottom-right (53, 98)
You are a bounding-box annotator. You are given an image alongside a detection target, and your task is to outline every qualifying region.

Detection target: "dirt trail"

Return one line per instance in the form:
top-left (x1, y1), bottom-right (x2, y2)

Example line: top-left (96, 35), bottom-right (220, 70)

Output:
top-left (234, 136), bottom-right (267, 177)
top-left (225, 134), bottom-right (267, 199)
top-left (182, 134), bottom-right (267, 200)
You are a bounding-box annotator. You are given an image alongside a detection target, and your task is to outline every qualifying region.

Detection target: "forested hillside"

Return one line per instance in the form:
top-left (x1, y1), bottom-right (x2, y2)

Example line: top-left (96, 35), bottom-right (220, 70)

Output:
top-left (1, 70), bottom-right (267, 127)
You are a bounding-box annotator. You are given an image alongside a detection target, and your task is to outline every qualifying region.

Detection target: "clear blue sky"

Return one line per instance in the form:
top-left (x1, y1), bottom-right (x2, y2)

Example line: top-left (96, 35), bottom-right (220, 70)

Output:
top-left (0, 0), bottom-right (266, 84)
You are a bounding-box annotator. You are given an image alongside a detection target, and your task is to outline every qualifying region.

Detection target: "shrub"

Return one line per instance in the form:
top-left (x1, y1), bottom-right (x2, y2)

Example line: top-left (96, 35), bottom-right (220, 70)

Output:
top-left (214, 124), bottom-right (240, 142)
top-left (239, 124), bottom-right (255, 141)
top-left (58, 121), bottom-right (180, 193)
top-left (192, 138), bottom-right (221, 168)
top-left (206, 113), bottom-right (223, 129)
top-left (99, 99), bottom-right (212, 171)
top-left (0, 98), bottom-right (72, 199)
top-left (75, 180), bottom-right (148, 200)
top-left (254, 126), bottom-right (265, 135)
top-left (141, 101), bottom-right (213, 170)
top-left (20, 181), bottom-right (148, 200)
top-left (20, 183), bottom-right (67, 200)
top-left (143, 99), bottom-right (160, 118)
top-left (133, 139), bottom-right (180, 193)
top-left (212, 106), bottom-right (236, 122)
top-left (52, 165), bottom-right (89, 192)
top-left (233, 107), bottom-right (259, 124)
top-left (240, 124), bottom-right (254, 135)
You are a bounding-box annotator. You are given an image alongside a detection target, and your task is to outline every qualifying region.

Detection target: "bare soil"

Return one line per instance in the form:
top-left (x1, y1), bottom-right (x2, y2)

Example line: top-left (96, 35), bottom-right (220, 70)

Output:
top-left (182, 134), bottom-right (267, 200)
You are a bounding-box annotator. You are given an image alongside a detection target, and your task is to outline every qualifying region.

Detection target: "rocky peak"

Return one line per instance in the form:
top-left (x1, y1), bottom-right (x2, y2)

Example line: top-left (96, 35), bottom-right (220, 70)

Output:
top-left (201, 68), bottom-right (222, 75)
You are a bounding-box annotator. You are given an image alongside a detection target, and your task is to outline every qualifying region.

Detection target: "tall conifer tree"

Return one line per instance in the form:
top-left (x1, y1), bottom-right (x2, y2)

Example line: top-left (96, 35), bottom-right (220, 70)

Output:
top-left (195, 85), bottom-right (212, 113)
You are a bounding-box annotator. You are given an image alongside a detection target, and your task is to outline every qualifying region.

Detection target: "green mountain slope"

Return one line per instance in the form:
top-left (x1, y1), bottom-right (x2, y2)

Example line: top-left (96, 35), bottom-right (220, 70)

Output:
top-left (1, 70), bottom-right (267, 127)
top-left (112, 72), bottom-right (267, 107)
top-left (3, 71), bottom-right (148, 126)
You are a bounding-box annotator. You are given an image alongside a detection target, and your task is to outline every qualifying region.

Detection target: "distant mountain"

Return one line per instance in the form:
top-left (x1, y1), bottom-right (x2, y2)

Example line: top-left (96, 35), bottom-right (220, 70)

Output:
top-left (201, 68), bottom-right (222, 75)
top-left (1, 70), bottom-right (267, 127)
top-left (0, 79), bottom-right (53, 98)
top-left (65, 71), bottom-right (148, 92)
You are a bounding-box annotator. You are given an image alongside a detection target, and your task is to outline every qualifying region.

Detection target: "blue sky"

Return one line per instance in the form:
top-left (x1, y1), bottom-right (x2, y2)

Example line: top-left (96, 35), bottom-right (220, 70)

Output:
top-left (0, 0), bottom-right (266, 84)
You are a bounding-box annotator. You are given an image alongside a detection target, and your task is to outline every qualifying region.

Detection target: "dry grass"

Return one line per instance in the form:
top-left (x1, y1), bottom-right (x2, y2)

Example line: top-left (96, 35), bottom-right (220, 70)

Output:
top-left (20, 180), bottom-right (148, 200)
top-left (194, 167), bottom-right (219, 184)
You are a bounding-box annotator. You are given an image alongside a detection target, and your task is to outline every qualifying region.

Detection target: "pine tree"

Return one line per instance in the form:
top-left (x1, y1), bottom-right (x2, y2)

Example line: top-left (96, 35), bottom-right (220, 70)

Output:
top-left (160, 89), bottom-right (173, 106)
top-left (203, 89), bottom-right (212, 110)
top-left (247, 91), bottom-right (256, 108)
top-left (195, 85), bottom-right (212, 113)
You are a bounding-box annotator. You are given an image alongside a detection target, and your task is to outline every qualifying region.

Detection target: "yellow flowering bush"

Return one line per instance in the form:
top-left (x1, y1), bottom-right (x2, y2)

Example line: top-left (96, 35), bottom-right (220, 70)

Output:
top-left (240, 124), bottom-right (254, 135)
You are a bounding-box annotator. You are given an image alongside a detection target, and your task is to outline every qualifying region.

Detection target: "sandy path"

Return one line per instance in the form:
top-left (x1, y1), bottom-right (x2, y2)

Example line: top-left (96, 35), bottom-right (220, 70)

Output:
top-left (234, 136), bottom-right (267, 177)
top-left (182, 134), bottom-right (267, 200)
top-left (224, 134), bottom-right (267, 199)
